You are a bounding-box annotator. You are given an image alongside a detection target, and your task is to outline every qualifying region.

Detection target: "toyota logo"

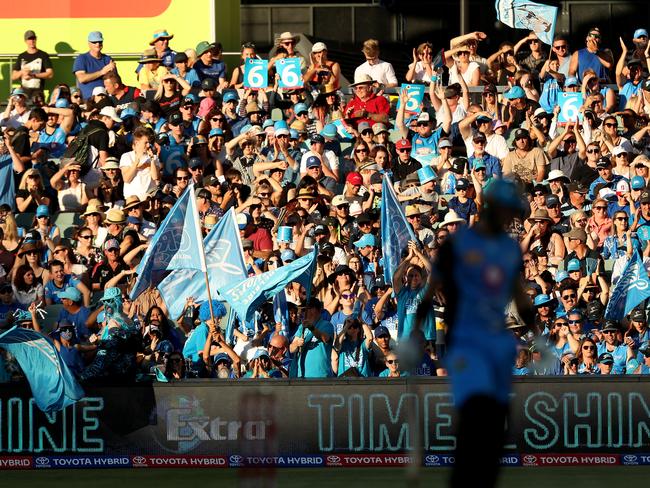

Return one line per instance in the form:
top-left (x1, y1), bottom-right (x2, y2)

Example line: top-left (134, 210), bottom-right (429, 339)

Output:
top-left (35, 457), bottom-right (49, 465)
top-left (327, 455), bottom-right (341, 464)
top-left (132, 456), bottom-right (146, 464)
top-left (624, 455), bottom-right (638, 463)
top-left (523, 455), bottom-right (537, 465)
top-left (425, 455), bottom-right (439, 464)
top-left (230, 455), bottom-right (243, 464)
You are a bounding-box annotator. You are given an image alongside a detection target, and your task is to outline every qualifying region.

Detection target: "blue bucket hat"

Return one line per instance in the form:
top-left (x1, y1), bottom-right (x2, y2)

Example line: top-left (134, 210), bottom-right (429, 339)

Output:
top-left (504, 86), bottom-right (525, 100)
top-left (417, 165), bottom-right (437, 185)
top-left (274, 120), bottom-right (289, 131)
top-left (277, 226), bottom-right (293, 243)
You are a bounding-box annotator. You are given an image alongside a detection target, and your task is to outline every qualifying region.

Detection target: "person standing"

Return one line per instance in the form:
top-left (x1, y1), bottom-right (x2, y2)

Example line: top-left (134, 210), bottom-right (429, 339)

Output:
top-left (11, 30), bottom-right (53, 101)
top-left (569, 27), bottom-right (613, 82)
top-left (418, 179), bottom-right (533, 488)
top-left (73, 31), bottom-right (116, 101)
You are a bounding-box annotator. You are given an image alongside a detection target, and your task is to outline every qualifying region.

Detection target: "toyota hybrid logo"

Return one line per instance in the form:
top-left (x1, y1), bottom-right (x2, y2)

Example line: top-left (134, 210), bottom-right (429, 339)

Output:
top-left (425, 455), bottom-right (440, 464)
top-left (35, 457), bottom-right (49, 465)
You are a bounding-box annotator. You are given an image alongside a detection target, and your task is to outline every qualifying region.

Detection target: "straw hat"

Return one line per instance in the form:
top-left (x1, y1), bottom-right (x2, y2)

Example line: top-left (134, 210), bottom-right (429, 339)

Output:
top-left (140, 48), bottom-right (162, 63)
top-left (82, 203), bottom-right (105, 218)
top-left (149, 29), bottom-right (174, 46)
top-left (275, 32), bottom-right (300, 45)
top-left (105, 208), bottom-right (126, 225)
top-left (439, 210), bottom-right (465, 228)
top-left (123, 195), bottom-right (143, 211)
top-left (296, 188), bottom-right (317, 200)
top-left (18, 241), bottom-right (42, 257)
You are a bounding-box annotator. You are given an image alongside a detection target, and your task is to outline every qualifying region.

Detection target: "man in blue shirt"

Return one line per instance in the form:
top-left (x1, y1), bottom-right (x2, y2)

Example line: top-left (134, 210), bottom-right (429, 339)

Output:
top-left (289, 298), bottom-right (334, 378)
top-left (589, 156), bottom-right (625, 200)
top-left (193, 41), bottom-right (227, 88)
top-left (468, 132), bottom-right (502, 179)
top-left (56, 287), bottom-right (91, 341)
top-left (73, 31), bottom-right (115, 101)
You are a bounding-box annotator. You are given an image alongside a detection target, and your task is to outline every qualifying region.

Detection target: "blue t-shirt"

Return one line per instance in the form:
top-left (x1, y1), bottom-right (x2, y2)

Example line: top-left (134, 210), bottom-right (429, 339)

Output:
top-left (447, 197), bottom-right (477, 223)
top-left (337, 340), bottom-right (371, 377)
top-left (619, 80), bottom-right (642, 110)
top-left (396, 286), bottom-right (430, 340)
top-left (193, 60), bottom-right (226, 81)
top-left (58, 306), bottom-right (91, 340)
top-left (38, 127), bottom-right (68, 158)
top-left (291, 319), bottom-right (334, 378)
top-left (0, 154), bottom-right (15, 210)
top-left (171, 67), bottom-right (201, 88)
top-left (44, 276), bottom-right (81, 305)
top-left (597, 342), bottom-right (627, 374)
top-left (72, 52), bottom-right (113, 100)
top-left (182, 322), bottom-right (209, 364)
top-left (410, 128), bottom-right (442, 165)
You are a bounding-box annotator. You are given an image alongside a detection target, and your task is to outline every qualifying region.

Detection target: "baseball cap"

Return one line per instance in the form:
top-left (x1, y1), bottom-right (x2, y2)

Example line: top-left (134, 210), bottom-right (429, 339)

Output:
top-left (566, 259), bottom-right (581, 272)
top-left (395, 138), bottom-right (412, 150)
top-left (596, 156), bottom-right (612, 169)
top-left (209, 128), bottom-right (224, 138)
top-left (168, 112), bottom-right (183, 126)
top-left (36, 204), bottom-right (49, 218)
top-left (294, 102), bottom-right (309, 115)
top-left (174, 52), bottom-right (188, 64)
top-left (320, 124), bottom-right (337, 139)
top-left (513, 128), bottom-right (530, 140)
top-left (564, 77), bottom-right (580, 87)
top-left (184, 93), bottom-right (199, 105)
top-left (103, 238), bottom-right (120, 250)
top-left (222, 91), bottom-right (238, 103)
top-left (634, 28), bottom-right (649, 38)
top-left (241, 239), bottom-right (254, 250)
top-left (358, 121), bottom-right (371, 133)
top-left (533, 294), bottom-right (554, 307)
top-left (504, 85), bottom-right (525, 99)
top-left (565, 228), bottom-right (587, 242)
top-left (546, 194), bottom-right (560, 207)
top-left (281, 249), bottom-right (296, 263)
top-left (555, 270), bottom-right (570, 283)
top-left (631, 308), bottom-right (647, 322)
top-left (438, 138), bottom-right (452, 149)
top-left (354, 234), bottom-right (377, 248)
top-left (374, 325), bottom-right (390, 338)
top-left (346, 172), bottom-right (363, 186)
top-left (455, 178), bottom-right (470, 190)
top-left (602, 320), bottom-right (619, 332)
top-left (310, 134), bottom-right (325, 144)
top-left (372, 123), bottom-right (388, 135)
top-left (416, 112), bottom-right (430, 123)
top-left (612, 145), bottom-right (628, 157)
top-left (311, 42), bottom-right (327, 53)
top-left (641, 191), bottom-right (650, 204)
top-left (314, 224), bottom-right (328, 235)
top-left (473, 132), bottom-right (487, 143)
top-left (305, 156), bottom-right (321, 168)
top-left (568, 182), bottom-right (589, 194)
top-left (331, 195), bottom-right (348, 207)
top-left (586, 300), bottom-right (604, 321)
top-left (189, 157), bottom-right (203, 169)
top-left (598, 353), bottom-right (614, 365)
top-left (88, 31), bottom-right (104, 43)
top-left (58, 286), bottom-right (82, 302)
top-left (236, 213), bottom-right (250, 230)
top-left (632, 175), bottom-right (646, 190)
top-left (24, 30), bottom-right (36, 40)
top-left (213, 352), bottom-right (232, 366)
top-left (201, 77), bottom-right (217, 91)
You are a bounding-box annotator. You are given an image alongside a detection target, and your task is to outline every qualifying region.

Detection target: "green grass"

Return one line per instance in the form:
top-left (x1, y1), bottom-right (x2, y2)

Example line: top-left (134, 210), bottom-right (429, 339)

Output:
top-left (4, 467), bottom-right (649, 488)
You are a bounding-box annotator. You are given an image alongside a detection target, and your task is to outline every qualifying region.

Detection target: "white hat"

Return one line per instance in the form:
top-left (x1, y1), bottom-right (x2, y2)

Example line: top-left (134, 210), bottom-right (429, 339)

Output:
top-left (547, 169), bottom-right (570, 183)
top-left (275, 127), bottom-right (290, 137)
top-left (616, 180), bottom-right (630, 194)
top-left (612, 145), bottom-right (629, 156)
top-left (439, 210), bottom-right (465, 228)
top-left (350, 73), bottom-right (374, 87)
top-left (99, 106), bottom-right (121, 123)
top-left (311, 42), bottom-right (327, 53)
top-left (416, 112), bottom-right (430, 123)
top-left (92, 86), bottom-right (107, 97)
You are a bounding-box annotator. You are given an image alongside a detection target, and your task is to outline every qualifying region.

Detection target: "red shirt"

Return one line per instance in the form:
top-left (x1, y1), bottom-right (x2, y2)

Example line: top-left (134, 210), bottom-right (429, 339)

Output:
top-left (344, 93), bottom-right (390, 128)
top-left (246, 226), bottom-right (273, 251)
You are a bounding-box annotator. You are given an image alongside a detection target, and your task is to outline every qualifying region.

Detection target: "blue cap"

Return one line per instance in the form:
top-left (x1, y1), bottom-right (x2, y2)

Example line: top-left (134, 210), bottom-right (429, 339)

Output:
top-left (320, 123), bottom-right (337, 139)
top-left (294, 102), bottom-right (308, 115)
top-left (156, 340), bottom-right (174, 354)
top-left (634, 28), bottom-right (649, 39)
top-left (58, 286), bottom-right (82, 302)
top-left (473, 159), bottom-right (487, 170)
top-left (54, 98), bottom-right (70, 108)
top-left (11, 87), bottom-right (26, 97)
top-left (88, 31), bottom-right (104, 43)
top-left (305, 155), bottom-right (321, 168)
top-left (374, 325), bottom-right (390, 338)
top-left (277, 226), bottom-right (293, 243)
top-left (564, 77), bottom-right (580, 87)
top-left (222, 91), bottom-right (238, 103)
top-left (274, 120), bottom-right (289, 131)
top-left (213, 352), bottom-right (232, 365)
top-left (504, 86), bottom-right (526, 100)
top-left (281, 249), bottom-right (296, 263)
top-left (199, 300), bottom-right (227, 321)
top-left (251, 348), bottom-right (270, 360)
top-left (209, 128), bottom-right (224, 137)
top-left (417, 165), bottom-right (437, 184)
top-left (533, 294), bottom-right (554, 307)
top-left (555, 270), bottom-right (570, 283)
top-left (632, 175), bottom-right (646, 190)
top-left (567, 259), bottom-right (581, 272)
top-left (36, 204), bottom-right (49, 217)
top-left (184, 93), bottom-right (199, 104)
top-left (262, 119), bottom-right (274, 129)
top-left (120, 107), bottom-right (138, 120)
top-left (354, 233), bottom-right (377, 248)
top-left (289, 129), bottom-right (299, 140)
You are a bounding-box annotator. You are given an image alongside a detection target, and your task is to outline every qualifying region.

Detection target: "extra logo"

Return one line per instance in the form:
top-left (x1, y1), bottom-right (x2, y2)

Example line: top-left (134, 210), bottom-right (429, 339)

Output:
top-left (523, 454), bottom-right (538, 466)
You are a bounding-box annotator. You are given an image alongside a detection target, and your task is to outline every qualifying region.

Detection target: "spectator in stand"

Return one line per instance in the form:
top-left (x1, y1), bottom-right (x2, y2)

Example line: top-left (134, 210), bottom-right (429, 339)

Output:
top-left (73, 31), bottom-right (116, 101)
top-left (11, 30), bottom-right (53, 101)
top-left (354, 39), bottom-right (398, 89)
top-left (569, 27), bottom-right (614, 82)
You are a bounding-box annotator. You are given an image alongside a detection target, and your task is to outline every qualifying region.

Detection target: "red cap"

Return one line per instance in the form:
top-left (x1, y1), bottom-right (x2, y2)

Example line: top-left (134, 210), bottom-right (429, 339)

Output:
top-left (395, 138), bottom-right (412, 150)
top-left (346, 172), bottom-right (363, 186)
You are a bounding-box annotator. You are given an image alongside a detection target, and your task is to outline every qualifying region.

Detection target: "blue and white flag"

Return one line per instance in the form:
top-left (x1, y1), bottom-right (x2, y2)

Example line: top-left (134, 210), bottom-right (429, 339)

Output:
top-left (0, 326), bottom-right (84, 413)
top-left (273, 290), bottom-right (290, 337)
top-left (605, 251), bottom-right (650, 320)
top-left (381, 175), bottom-right (418, 286)
top-left (221, 248), bottom-right (317, 323)
top-left (131, 184), bottom-right (206, 300)
top-left (495, 0), bottom-right (558, 45)
top-left (158, 208), bottom-right (247, 320)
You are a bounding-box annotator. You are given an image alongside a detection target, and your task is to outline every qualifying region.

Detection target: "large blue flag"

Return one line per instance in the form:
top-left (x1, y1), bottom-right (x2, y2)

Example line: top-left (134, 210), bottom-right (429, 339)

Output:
top-left (0, 326), bottom-right (84, 413)
top-left (158, 208), bottom-right (248, 319)
top-left (221, 248), bottom-right (317, 323)
top-left (605, 251), bottom-right (650, 320)
top-left (495, 0), bottom-right (558, 45)
top-left (381, 175), bottom-right (418, 286)
top-left (130, 184), bottom-right (207, 299)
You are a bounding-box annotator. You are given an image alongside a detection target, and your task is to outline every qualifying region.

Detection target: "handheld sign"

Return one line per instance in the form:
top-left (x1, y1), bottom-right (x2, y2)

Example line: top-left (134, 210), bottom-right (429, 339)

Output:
top-left (397, 83), bottom-right (425, 115)
top-left (277, 58), bottom-right (303, 89)
top-left (557, 92), bottom-right (584, 124)
top-left (244, 59), bottom-right (269, 90)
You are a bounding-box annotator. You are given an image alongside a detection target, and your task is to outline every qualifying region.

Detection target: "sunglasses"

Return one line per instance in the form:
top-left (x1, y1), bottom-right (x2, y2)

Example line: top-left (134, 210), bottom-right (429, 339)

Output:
top-left (37, 215), bottom-right (49, 219)
top-left (0, 288), bottom-right (12, 294)
top-left (257, 192), bottom-right (270, 197)
top-left (583, 345), bottom-right (596, 350)
top-left (553, 44), bottom-right (568, 49)
top-left (568, 319), bottom-right (582, 324)
top-left (386, 359), bottom-right (399, 364)
top-left (554, 322), bottom-right (568, 327)
top-left (106, 248), bottom-right (119, 253)
top-left (397, 148), bottom-right (410, 153)
top-left (604, 123), bottom-right (617, 128)
top-left (594, 206), bottom-right (607, 210)
top-left (211, 117), bottom-right (225, 122)
top-left (603, 330), bottom-right (615, 335)
top-left (355, 148), bottom-right (368, 153)
top-left (457, 50), bottom-right (469, 55)
top-left (341, 293), bottom-right (356, 300)
top-left (562, 294), bottom-right (577, 300)
top-left (79, 235), bottom-right (93, 240)
top-left (177, 176), bottom-right (190, 181)
top-left (586, 148), bottom-right (600, 154)
top-left (614, 217), bottom-right (627, 221)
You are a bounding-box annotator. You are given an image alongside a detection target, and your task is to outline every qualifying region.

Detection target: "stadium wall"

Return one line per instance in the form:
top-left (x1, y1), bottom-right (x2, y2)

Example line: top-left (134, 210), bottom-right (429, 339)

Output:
top-left (0, 378), bottom-right (649, 469)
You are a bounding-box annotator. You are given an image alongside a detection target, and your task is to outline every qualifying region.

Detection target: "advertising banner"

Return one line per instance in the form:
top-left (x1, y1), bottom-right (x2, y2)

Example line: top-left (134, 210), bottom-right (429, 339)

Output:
top-left (1, 378), bottom-right (650, 468)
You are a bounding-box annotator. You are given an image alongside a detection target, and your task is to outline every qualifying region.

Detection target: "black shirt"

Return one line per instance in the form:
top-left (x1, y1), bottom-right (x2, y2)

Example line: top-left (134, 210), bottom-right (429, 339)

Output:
top-left (392, 157), bottom-right (422, 182)
top-left (13, 50), bottom-right (53, 91)
top-left (91, 259), bottom-right (129, 289)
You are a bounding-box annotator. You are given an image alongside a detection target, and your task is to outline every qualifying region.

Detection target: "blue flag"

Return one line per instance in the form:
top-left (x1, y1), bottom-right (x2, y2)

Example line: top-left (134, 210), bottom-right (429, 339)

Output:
top-left (381, 175), bottom-right (418, 286)
top-left (221, 248), bottom-right (318, 323)
top-left (131, 184), bottom-right (207, 299)
top-left (0, 326), bottom-right (84, 413)
top-left (157, 208), bottom-right (247, 319)
top-left (605, 251), bottom-right (650, 320)
top-left (495, 0), bottom-right (558, 45)
top-left (273, 290), bottom-right (290, 337)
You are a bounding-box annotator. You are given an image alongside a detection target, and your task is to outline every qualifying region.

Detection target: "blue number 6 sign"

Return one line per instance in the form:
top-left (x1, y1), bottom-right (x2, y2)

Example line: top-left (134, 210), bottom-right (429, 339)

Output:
top-left (244, 59), bottom-right (269, 89)
top-left (277, 58), bottom-right (303, 89)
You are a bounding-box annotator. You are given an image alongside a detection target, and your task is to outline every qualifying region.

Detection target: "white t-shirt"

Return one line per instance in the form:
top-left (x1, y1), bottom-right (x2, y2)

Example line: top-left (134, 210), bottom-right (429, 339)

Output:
top-left (464, 132), bottom-right (509, 161)
top-left (119, 150), bottom-right (161, 200)
top-left (354, 60), bottom-right (398, 86)
top-left (448, 62), bottom-right (480, 86)
top-left (299, 149), bottom-right (339, 175)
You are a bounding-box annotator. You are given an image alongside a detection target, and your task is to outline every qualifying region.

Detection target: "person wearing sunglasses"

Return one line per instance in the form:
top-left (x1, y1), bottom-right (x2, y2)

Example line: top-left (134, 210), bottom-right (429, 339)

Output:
top-left (332, 317), bottom-right (373, 377)
top-left (379, 352), bottom-right (408, 378)
top-left (575, 337), bottom-right (600, 374)
top-left (73, 31), bottom-right (115, 101)
top-left (589, 156), bottom-right (624, 200)
top-left (514, 32), bottom-right (547, 74)
top-left (569, 27), bottom-right (613, 82)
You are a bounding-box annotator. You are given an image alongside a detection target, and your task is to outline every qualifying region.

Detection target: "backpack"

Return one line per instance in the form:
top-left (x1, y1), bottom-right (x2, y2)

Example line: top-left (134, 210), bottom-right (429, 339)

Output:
top-left (62, 125), bottom-right (103, 175)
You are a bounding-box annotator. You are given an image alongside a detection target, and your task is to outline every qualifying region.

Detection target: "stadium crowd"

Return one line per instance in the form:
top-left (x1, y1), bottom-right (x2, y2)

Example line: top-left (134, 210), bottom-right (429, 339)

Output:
top-left (2, 23), bottom-right (650, 382)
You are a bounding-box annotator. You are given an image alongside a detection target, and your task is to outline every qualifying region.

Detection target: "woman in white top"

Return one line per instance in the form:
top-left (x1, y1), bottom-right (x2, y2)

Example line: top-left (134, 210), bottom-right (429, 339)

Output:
top-left (119, 126), bottom-right (161, 201)
top-left (446, 44), bottom-right (481, 86)
top-left (81, 202), bottom-right (108, 249)
top-left (50, 160), bottom-right (89, 212)
top-left (406, 42), bottom-right (436, 83)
